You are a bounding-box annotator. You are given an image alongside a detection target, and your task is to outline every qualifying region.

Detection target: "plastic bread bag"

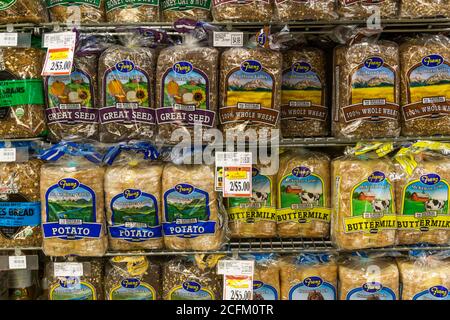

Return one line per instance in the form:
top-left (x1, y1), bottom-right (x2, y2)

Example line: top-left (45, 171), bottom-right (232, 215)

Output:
top-left (280, 253), bottom-right (337, 300)
top-left (46, 0), bottom-right (106, 23)
top-left (161, 0), bottom-right (212, 22)
top-left (337, 0), bottom-right (399, 20)
top-left (331, 142), bottom-right (398, 250)
top-left (46, 257), bottom-right (104, 300)
top-left (332, 30), bottom-right (401, 139)
top-left (397, 250), bottom-right (450, 300)
top-left (38, 141), bottom-right (108, 257)
top-left (275, 0), bottom-right (337, 22)
top-left (105, 256), bottom-right (162, 300)
top-left (400, 34), bottom-right (450, 136)
top-left (156, 33), bottom-right (219, 145)
top-left (105, 0), bottom-right (160, 23)
top-left (240, 253), bottom-right (280, 300)
top-left (281, 48), bottom-right (329, 138)
top-left (212, 0), bottom-right (273, 22)
top-left (99, 28), bottom-right (163, 143)
top-left (0, 0), bottom-right (48, 24)
top-left (162, 255), bottom-right (223, 300)
top-left (394, 141), bottom-right (450, 246)
top-left (277, 149), bottom-right (331, 238)
top-left (338, 252), bottom-right (400, 300)
top-left (103, 141), bottom-right (164, 251)
top-left (400, 0), bottom-right (450, 19)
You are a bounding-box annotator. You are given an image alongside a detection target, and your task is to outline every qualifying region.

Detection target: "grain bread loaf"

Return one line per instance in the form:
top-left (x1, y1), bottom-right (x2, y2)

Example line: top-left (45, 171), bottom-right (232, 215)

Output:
top-left (0, 48), bottom-right (46, 139)
top-left (275, 0), bottom-right (337, 22)
top-left (337, 0), bottom-right (399, 19)
top-left (400, 0), bottom-right (450, 18)
top-left (0, 0), bottom-right (48, 24)
top-left (338, 256), bottom-right (399, 300)
top-left (331, 155), bottom-right (397, 250)
top-left (219, 47), bottom-right (282, 141)
top-left (277, 150), bottom-right (331, 238)
top-left (212, 0), bottom-right (273, 22)
top-left (227, 165), bottom-right (277, 238)
top-left (161, 0), bottom-right (211, 22)
top-left (281, 49), bottom-right (328, 138)
top-left (280, 254), bottom-right (337, 300)
top-left (400, 35), bottom-right (450, 136)
top-left (156, 44), bottom-right (219, 145)
top-left (105, 161), bottom-right (164, 251)
top-left (333, 40), bottom-right (400, 138)
top-left (46, 0), bottom-right (106, 23)
top-left (241, 254), bottom-right (280, 300)
top-left (99, 45), bottom-right (157, 143)
top-left (40, 157), bottom-right (107, 257)
top-left (162, 163), bottom-right (225, 251)
top-left (105, 0), bottom-right (160, 23)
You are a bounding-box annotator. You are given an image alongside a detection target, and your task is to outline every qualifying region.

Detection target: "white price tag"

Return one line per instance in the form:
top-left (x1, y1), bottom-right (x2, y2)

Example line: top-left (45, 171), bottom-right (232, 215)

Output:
top-left (224, 275), bottom-right (253, 300)
top-left (42, 32), bottom-right (76, 77)
top-left (0, 148), bottom-right (16, 162)
top-left (216, 152), bottom-right (252, 198)
top-left (54, 262), bottom-right (83, 277)
top-left (218, 260), bottom-right (254, 276)
top-left (0, 33), bottom-right (18, 47)
top-left (43, 32), bottom-right (76, 49)
top-left (213, 32), bottom-right (244, 47)
top-left (8, 256), bottom-right (27, 270)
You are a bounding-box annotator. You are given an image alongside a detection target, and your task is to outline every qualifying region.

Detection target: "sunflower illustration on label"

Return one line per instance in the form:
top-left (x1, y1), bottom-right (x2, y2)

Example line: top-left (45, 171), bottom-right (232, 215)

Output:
top-left (413, 285), bottom-right (449, 300)
top-left (109, 278), bottom-right (156, 300)
top-left (49, 277), bottom-right (96, 300)
top-left (346, 282), bottom-right (396, 300)
top-left (404, 54), bottom-right (450, 121)
top-left (227, 167), bottom-right (276, 223)
top-left (281, 61), bottom-right (326, 122)
top-left (168, 281), bottom-right (215, 300)
top-left (343, 56), bottom-right (398, 123)
top-left (157, 61), bottom-right (215, 127)
top-left (289, 276), bottom-right (336, 300)
top-left (101, 60), bottom-right (155, 125)
top-left (220, 59), bottom-right (279, 127)
top-left (398, 173), bottom-right (450, 232)
top-left (277, 166), bottom-right (330, 224)
top-left (346, 171), bottom-right (396, 233)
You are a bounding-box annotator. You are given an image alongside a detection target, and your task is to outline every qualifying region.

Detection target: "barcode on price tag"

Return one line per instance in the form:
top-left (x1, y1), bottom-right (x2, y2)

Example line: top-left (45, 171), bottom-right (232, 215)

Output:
top-left (0, 148), bottom-right (16, 162)
top-left (218, 260), bottom-right (254, 276)
top-left (216, 152), bottom-right (252, 197)
top-left (213, 32), bottom-right (244, 47)
top-left (8, 256), bottom-right (26, 270)
top-left (54, 262), bottom-right (83, 277)
top-left (0, 33), bottom-right (18, 47)
top-left (43, 32), bottom-right (76, 49)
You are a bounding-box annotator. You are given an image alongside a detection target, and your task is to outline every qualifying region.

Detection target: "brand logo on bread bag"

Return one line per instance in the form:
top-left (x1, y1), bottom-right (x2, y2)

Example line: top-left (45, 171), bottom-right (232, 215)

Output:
top-left (303, 276), bottom-right (323, 288)
top-left (241, 60), bottom-right (262, 73)
top-left (59, 277), bottom-right (79, 288)
top-left (183, 281), bottom-right (201, 292)
top-left (429, 286), bottom-right (448, 298)
top-left (58, 178), bottom-right (80, 190)
top-left (116, 60), bottom-right (135, 73)
top-left (253, 281), bottom-right (264, 289)
top-left (172, 61), bottom-right (193, 74)
top-left (175, 183), bottom-right (194, 195)
top-left (123, 189), bottom-right (142, 200)
top-left (422, 54), bottom-right (444, 67)
top-left (292, 166), bottom-right (311, 178)
top-left (368, 171), bottom-right (385, 183)
top-left (121, 278), bottom-right (141, 289)
top-left (252, 167), bottom-right (260, 177)
top-left (420, 173), bottom-right (441, 185)
top-left (364, 57), bottom-right (384, 69)
top-left (363, 282), bottom-right (383, 293)
top-left (292, 61), bottom-right (311, 73)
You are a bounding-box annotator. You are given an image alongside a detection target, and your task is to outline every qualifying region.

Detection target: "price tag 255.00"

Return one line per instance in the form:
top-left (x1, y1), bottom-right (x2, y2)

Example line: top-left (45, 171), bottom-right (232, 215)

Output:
top-left (223, 166), bottom-right (252, 198)
top-left (42, 47), bottom-right (74, 76)
top-left (224, 275), bottom-right (253, 300)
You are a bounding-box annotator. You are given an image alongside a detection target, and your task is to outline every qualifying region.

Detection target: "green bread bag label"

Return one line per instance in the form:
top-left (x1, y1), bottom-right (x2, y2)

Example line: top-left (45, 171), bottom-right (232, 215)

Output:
top-left (161, 0), bottom-right (211, 11)
top-left (106, 0), bottom-right (159, 12)
top-left (0, 0), bottom-right (16, 11)
top-left (0, 80), bottom-right (44, 108)
top-left (45, 0), bottom-right (102, 8)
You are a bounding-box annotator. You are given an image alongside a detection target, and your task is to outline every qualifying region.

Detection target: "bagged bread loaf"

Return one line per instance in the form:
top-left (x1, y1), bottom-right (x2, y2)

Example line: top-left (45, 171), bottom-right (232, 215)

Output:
top-left (162, 163), bottom-right (225, 251)
top-left (106, 0), bottom-right (159, 23)
top-left (275, 0), bottom-right (337, 22)
top-left (46, 0), bottom-right (106, 23)
top-left (337, 0), bottom-right (398, 19)
top-left (39, 142), bottom-right (107, 257)
top-left (219, 47), bottom-right (282, 141)
top-left (105, 256), bottom-right (162, 300)
top-left (161, 0), bottom-right (211, 22)
top-left (281, 49), bottom-right (328, 138)
top-left (398, 252), bottom-right (450, 300)
top-left (333, 39), bottom-right (400, 138)
top-left (394, 142), bottom-right (450, 246)
top-left (338, 255), bottom-right (399, 300)
top-left (0, 47), bottom-right (46, 139)
top-left (104, 142), bottom-right (163, 251)
top-left (280, 254), bottom-right (337, 300)
top-left (99, 31), bottom-right (157, 143)
top-left (277, 150), bottom-right (331, 238)
top-left (400, 0), bottom-right (450, 18)
top-left (241, 254), bottom-right (280, 300)
top-left (163, 255), bottom-right (222, 300)
top-left (227, 165), bottom-right (277, 238)
top-left (400, 35), bottom-right (450, 136)
top-left (331, 143), bottom-right (397, 250)
top-left (156, 39), bottom-right (219, 145)
top-left (212, 0), bottom-right (273, 22)
top-left (0, 0), bottom-right (48, 24)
